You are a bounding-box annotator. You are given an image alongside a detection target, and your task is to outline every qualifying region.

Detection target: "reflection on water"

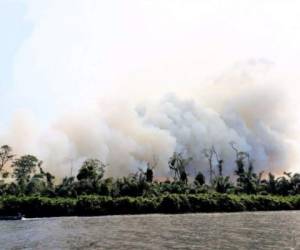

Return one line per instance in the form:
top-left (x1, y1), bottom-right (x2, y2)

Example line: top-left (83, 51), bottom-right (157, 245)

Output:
top-left (0, 211), bottom-right (299, 250)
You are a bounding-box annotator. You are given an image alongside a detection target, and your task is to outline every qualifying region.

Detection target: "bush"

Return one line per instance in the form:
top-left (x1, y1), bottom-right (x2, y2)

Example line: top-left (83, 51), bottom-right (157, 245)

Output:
top-left (0, 196), bottom-right (76, 217)
top-left (0, 194), bottom-right (299, 217)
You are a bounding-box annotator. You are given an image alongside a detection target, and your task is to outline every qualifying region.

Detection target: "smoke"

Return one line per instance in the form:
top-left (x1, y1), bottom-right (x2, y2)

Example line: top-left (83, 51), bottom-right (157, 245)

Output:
top-left (1, 62), bottom-right (299, 177)
top-left (1, 1), bottom-right (300, 177)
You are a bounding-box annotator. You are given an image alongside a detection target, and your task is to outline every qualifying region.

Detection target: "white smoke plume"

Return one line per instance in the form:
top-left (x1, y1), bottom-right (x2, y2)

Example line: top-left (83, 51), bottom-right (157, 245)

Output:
top-left (1, 1), bottom-right (300, 178)
top-left (1, 63), bottom-right (299, 178)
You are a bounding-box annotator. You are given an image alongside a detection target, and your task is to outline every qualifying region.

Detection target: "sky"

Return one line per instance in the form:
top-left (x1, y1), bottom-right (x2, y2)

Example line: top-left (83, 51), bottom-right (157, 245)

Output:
top-left (0, 0), bottom-right (300, 176)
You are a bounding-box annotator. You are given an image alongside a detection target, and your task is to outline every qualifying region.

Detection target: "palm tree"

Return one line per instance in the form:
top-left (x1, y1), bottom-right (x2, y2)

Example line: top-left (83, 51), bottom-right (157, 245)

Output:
top-left (212, 176), bottom-right (233, 193)
top-left (230, 142), bottom-right (258, 194)
top-left (289, 173), bottom-right (300, 194)
top-left (263, 172), bottom-right (277, 194)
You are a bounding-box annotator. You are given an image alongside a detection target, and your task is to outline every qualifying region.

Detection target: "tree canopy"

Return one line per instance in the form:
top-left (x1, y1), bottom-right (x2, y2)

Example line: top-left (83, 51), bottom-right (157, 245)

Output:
top-left (0, 144), bottom-right (298, 198)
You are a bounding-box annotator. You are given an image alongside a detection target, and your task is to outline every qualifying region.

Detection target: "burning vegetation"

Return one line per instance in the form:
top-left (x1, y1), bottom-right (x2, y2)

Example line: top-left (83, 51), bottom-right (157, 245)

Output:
top-left (0, 143), bottom-right (299, 198)
top-left (0, 143), bottom-right (300, 217)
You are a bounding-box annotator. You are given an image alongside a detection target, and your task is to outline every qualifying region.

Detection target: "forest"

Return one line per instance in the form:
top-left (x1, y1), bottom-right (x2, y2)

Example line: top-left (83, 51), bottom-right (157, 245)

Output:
top-left (0, 144), bottom-right (299, 217)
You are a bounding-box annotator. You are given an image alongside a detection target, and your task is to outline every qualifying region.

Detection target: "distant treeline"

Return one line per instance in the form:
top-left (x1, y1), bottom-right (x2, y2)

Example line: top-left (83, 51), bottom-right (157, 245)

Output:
top-left (0, 143), bottom-right (300, 198)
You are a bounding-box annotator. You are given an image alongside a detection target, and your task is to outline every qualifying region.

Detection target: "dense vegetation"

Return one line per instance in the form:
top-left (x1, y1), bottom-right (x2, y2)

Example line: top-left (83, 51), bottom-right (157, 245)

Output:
top-left (0, 144), bottom-right (299, 217)
top-left (1, 194), bottom-right (299, 217)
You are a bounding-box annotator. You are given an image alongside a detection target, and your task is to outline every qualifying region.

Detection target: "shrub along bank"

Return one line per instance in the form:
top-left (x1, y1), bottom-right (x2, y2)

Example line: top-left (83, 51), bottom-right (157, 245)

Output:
top-left (0, 194), bottom-right (299, 218)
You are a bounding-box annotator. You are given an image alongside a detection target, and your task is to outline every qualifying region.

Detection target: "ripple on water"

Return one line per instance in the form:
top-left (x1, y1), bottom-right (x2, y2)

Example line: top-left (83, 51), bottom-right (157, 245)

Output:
top-left (0, 211), bottom-right (299, 250)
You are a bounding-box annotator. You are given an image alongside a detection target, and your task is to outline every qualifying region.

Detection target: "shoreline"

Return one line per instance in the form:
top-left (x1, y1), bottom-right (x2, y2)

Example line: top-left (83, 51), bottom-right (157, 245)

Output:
top-left (1, 194), bottom-right (299, 218)
top-left (9, 210), bottom-right (299, 221)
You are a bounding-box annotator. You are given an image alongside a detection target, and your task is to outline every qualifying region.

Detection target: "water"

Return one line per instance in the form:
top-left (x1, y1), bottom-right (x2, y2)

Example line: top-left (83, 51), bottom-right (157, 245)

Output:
top-left (0, 211), bottom-right (299, 250)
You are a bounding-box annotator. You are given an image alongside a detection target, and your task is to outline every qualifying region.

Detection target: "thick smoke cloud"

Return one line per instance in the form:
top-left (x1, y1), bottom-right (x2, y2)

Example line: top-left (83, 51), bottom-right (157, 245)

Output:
top-left (1, 1), bottom-right (300, 178)
top-left (1, 65), bottom-right (299, 178)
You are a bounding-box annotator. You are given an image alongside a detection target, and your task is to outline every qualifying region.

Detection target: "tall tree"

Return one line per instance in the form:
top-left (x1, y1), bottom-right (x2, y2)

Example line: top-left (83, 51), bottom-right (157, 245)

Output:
top-left (168, 152), bottom-right (192, 183)
top-left (77, 158), bottom-right (106, 183)
top-left (230, 142), bottom-right (257, 194)
top-left (203, 147), bottom-right (214, 184)
top-left (0, 145), bottom-right (14, 174)
top-left (203, 146), bottom-right (223, 183)
top-left (145, 155), bottom-right (158, 183)
top-left (56, 176), bottom-right (76, 197)
top-left (12, 155), bottom-right (39, 190)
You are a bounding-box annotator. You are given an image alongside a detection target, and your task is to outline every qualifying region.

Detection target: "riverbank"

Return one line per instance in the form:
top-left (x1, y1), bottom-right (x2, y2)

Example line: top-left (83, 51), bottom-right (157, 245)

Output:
top-left (0, 194), bottom-right (300, 217)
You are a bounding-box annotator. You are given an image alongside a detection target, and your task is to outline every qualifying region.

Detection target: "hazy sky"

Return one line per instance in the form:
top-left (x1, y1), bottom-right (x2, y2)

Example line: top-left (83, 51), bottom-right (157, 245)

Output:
top-left (0, 1), bottom-right (300, 123)
top-left (1, 1), bottom-right (300, 174)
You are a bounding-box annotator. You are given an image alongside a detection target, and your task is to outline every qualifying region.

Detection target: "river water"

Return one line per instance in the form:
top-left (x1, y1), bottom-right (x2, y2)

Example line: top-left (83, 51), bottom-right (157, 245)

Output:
top-left (0, 211), bottom-right (299, 250)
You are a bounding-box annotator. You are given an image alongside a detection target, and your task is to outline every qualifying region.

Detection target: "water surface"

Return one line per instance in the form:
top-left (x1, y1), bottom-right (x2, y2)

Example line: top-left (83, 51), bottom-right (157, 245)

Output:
top-left (0, 211), bottom-right (299, 249)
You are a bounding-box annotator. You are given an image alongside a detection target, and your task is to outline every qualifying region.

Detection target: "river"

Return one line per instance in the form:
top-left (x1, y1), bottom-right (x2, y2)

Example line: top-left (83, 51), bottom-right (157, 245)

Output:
top-left (0, 211), bottom-right (299, 249)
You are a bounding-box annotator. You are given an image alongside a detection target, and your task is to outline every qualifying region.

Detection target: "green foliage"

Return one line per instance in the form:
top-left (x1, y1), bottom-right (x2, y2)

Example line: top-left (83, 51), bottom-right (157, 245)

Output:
top-left (260, 172), bottom-right (300, 196)
top-left (25, 174), bottom-right (47, 195)
top-left (77, 159), bottom-right (106, 182)
top-left (0, 194), bottom-right (299, 217)
top-left (0, 144), bottom-right (300, 218)
top-left (55, 177), bottom-right (77, 197)
top-left (233, 152), bottom-right (258, 194)
top-left (113, 176), bottom-right (150, 197)
top-left (12, 155), bottom-right (39, 190)
top-left (212, 176), bottom-right (233, 193)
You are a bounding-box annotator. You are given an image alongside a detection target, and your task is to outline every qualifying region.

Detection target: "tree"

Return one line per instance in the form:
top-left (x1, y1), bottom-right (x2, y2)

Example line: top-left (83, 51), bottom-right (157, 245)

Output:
top-left (168, 152), bottom-right (192, 183)
top-left (194, 171), bottom-right (205, 185)
top-left (263, 173), bottom-right (277, 194)
top-left (145, 155), bottom-right (158, 183)
top-left (12, 155), bottom-right (39, 190)
top-left (26, 174), bottom-right (47, 195)
top-left (203, 146), bottom-right (224, 183)
top-left (289, 172), bottom-right (300, 194)
top-left (271, 172), bottom-right (300, 195)
top-left (203, 147), bottom-right (215, 184)
top-left (230, 142), bottom-right (258, 194)
top-left (146, 167), bottom-right (154, 183)
top-left (76, 159), bottom-right (107, 195)
top-left (77, 159), bottom-right (106, 182)
top-left (114, 175), bottom-right (149, 197)
top-left (0, 145), bottom-right (14, 176)
top-left (230, 142), bottom-right (247, 177)
top-left (45, 172), bottom-right (55, 189)
top-left (275, 174), bottom-right (291, 195)
top-left (215, 152), bottom-right (224, 177)
top-left (56, 176), bottom-right (76, 197)
top-left (36, 160), bottom-right (55, 190)
top-left (5, 182), bottom-right (21, 195)
top-left (212, 176), bottom-right (233, 193)
top-left (180, 171), bottom-right (188, 184)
